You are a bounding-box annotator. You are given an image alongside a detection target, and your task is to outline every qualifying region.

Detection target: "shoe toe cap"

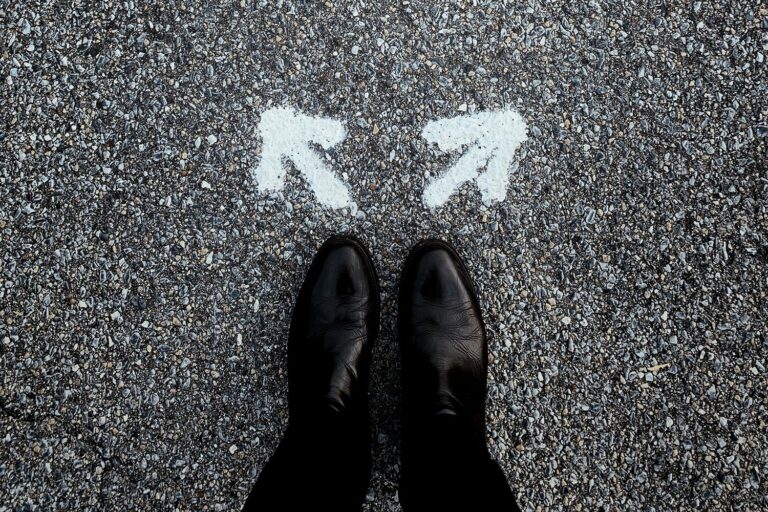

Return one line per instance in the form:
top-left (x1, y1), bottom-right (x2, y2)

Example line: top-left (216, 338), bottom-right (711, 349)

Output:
top-left (313, 243), bottom-right (375, 299)
top-left (410, 247), bottom-right (472, 302)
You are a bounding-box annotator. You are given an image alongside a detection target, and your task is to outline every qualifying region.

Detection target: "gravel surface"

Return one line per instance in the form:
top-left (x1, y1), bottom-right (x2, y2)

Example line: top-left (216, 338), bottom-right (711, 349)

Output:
top-left (2, 1), bottom-right (767, 510)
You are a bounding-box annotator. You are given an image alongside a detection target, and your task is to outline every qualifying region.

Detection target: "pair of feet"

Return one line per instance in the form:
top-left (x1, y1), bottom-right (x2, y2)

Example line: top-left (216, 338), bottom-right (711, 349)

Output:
top-left (288, 237), bottom-right (488, 436)
top-left (290, 235), bottom-right (488, 447)
top-left (246, 236), bottom-right (515, 511)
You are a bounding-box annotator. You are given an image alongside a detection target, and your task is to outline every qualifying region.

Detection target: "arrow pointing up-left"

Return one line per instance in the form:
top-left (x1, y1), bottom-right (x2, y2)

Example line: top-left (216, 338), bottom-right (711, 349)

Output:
top-left (252, 107), bottom-right (354, 210)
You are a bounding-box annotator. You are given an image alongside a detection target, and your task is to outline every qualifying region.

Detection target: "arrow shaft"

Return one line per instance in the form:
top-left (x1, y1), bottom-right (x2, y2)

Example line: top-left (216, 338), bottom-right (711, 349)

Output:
top-left (289, 145), bottom-right (352, 209)
top-left (423, 144), bottom-right (495, 209)
top-left (477, 152), bottom-right (514, 204)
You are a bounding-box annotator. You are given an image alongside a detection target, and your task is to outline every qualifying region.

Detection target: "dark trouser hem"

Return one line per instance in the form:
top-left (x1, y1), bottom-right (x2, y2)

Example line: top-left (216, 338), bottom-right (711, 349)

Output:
top-left (400, 414), bottom-right (521, 512)
top-left (242, 411), bottom-right (370, 512)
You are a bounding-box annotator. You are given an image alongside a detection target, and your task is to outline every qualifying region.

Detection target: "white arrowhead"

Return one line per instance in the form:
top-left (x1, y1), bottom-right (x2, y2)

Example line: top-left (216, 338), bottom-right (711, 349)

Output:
top-left (252, 107), bottom-right (354, 210)
top-left (421, 109), bottom-right (528, 209)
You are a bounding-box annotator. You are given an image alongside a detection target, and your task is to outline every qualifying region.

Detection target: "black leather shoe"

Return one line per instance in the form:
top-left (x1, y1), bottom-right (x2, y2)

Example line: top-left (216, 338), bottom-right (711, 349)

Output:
top-left (398, 241), bottom-right (521, 512)
top-left (243, 236), bottom-right (379, 512)
top-left (288, 235), bottom-right (380, 426)
top-left (399, 239), bottom-right (488, 440)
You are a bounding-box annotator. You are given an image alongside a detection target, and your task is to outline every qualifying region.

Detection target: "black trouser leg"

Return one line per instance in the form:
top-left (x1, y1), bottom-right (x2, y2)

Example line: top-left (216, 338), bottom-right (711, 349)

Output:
top-left (243, 410), bottom-right (370, 512)
top-left (400, 415), bottom-right (521, 512)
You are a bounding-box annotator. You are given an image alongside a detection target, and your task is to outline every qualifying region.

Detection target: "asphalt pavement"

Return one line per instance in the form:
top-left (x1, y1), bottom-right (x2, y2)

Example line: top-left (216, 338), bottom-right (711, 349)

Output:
top-left (1, 1), bottom-right (767, 510)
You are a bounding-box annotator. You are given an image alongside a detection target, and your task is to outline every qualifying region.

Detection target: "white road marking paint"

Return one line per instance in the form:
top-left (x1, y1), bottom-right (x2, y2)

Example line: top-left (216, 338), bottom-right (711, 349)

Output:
top-left (421, 109), bottom-right (528, 209)
top-left (252, 107), bottom-right (355, 210)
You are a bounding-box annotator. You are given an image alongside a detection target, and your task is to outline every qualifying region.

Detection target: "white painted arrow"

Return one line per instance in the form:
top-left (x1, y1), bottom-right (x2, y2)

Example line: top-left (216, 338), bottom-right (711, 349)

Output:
top-left (421, 109), bottom-right (528, 209)
top-left (252, 107), bottom-right (354, 210)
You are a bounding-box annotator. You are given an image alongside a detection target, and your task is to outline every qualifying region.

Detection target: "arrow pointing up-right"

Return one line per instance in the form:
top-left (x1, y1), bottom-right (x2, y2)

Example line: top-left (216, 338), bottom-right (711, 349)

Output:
top-left (421, 109), bottom-right (528, 209)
